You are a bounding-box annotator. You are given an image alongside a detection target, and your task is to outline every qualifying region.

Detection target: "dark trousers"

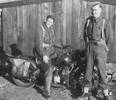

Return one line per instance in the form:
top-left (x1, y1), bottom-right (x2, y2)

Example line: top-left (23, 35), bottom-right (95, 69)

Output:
top-left (85, 43), bottom-right (107, 88)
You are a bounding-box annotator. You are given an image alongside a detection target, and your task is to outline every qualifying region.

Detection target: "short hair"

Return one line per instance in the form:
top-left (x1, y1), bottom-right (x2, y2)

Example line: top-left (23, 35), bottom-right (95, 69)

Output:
top-left (46, 15), bottom-right (55, 21)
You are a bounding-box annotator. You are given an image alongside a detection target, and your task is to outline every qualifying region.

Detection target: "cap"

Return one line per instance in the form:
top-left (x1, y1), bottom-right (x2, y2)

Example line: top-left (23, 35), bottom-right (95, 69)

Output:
top-left (87, 1), bottom-right (103, 9)
top-left (91, 1), bottom-right (103, 8)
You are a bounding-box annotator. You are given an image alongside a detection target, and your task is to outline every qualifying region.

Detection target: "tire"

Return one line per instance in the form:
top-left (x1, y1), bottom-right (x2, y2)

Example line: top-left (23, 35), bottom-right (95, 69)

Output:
top-left (11, 58), bottom-right (37, 88)
top-left (12, 77), bottom-right (35, 88)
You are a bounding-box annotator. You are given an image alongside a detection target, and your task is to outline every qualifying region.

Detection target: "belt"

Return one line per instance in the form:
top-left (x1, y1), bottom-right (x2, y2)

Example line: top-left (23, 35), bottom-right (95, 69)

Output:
top-left (88, 40), bottom-right (98, 45)
top-left (88, 40), bottom-right (109, 51)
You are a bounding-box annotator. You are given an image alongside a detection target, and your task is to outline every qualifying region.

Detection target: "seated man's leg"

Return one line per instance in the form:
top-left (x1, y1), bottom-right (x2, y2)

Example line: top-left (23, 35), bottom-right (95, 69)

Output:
top-left (44, 62), bottom-right (54, 98)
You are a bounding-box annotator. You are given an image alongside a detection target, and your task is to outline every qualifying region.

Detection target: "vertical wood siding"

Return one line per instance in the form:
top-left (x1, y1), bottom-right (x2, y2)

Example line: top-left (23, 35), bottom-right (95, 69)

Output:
top-left (2, 0), bottom-right (116, 62)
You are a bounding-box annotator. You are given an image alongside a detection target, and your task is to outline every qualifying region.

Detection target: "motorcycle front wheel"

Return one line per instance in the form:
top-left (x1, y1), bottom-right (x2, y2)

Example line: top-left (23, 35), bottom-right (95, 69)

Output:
top-left (10, 57), bottom-right (37, 88)
top-left (12, 77), bottom-right (35, 88)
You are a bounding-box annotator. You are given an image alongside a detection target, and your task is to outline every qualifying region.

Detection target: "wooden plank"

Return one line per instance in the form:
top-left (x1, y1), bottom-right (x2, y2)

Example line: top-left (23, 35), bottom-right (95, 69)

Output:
top-left (22, 5), bottom-right (38, 56)
top-left (0, 11), bottom-right (3, 47)
top-left (11, 7), bottom-right (17, 44)
top-left (65, 0), bottom-right (72, 45)
top-left (0, 0), bottom-right (61, 8)
top-left (35, 4), bottom-right (41, 50)
top-left (21, 4), bottom-right (36, 56)
top-left (0, 0), bottom-right (21, 3)
top-left (115, 7), bottom-right (116, 32)
top-left (72, 0), bottom-right (81, 49)
top-left (22, 5), bottom-right (28, 55)
top-left (3, 8), bottom-right (8, 52)
top-left (3, 7), bottom-right (17, 53)
top-left (53, 1), bottom-right (63, 45)
top-left (17, 6), bottom-right (23, 50)
top-left (107, 6), bottom-right (116, 62)
top-left (62, 0), bottom-right (67, 45)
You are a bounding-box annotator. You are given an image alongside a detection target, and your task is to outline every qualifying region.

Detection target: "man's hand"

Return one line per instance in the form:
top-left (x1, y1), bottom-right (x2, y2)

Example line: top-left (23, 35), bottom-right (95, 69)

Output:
top-left (97, 39), bottom-right (109, 52)
top-left (43, 55), bottom-right (49, 63)
top-left (43, 43), bottom-right (50, 48)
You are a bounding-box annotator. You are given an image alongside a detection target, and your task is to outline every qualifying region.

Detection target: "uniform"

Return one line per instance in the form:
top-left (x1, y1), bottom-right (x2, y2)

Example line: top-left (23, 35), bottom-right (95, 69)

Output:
top-left (84, 16), bottom-right (113, 88)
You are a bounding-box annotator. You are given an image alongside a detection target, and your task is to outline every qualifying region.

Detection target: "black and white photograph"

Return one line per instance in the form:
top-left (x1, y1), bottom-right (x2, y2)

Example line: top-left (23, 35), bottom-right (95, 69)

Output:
top-left (0, 0), bottom-right (115, 100)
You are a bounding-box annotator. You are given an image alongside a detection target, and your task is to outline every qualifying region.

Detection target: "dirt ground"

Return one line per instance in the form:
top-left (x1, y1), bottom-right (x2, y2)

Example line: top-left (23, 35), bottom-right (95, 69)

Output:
top-left (0, 63), bottom-right (116, 100)
top-left (0, 77), bottom-right (77, 100)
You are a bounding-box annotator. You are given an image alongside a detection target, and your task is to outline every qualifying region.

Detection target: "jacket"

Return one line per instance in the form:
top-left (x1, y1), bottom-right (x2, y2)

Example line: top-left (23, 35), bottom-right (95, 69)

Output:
top-left (84, 16), bottom-right (113, 49)
top-left (39, 22), bottom-right (55, 57)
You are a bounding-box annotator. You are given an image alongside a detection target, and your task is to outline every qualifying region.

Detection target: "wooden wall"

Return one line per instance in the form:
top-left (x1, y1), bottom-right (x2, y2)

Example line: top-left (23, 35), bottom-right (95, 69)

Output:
top-left (2, 0), bottom-right (116, 62)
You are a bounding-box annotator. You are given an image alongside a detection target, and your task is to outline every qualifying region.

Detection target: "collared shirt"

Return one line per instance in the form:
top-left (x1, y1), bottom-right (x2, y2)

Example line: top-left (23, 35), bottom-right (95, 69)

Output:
top-left (84, 16), bottom-right (113, 48)
top-left (92, 16), bottom-right (103, 41)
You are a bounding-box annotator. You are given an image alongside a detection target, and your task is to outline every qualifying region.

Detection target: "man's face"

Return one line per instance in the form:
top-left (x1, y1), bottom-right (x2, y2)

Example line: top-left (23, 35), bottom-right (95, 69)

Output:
top-left (46, 18), bottom-right (54, 28)
top-left (92, 4), bottom-right (102, 19)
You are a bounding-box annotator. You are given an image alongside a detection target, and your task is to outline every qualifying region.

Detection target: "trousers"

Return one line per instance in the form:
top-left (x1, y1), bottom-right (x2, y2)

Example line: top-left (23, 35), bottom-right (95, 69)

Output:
top-left (85, 43), bottom-right (107, 88)
top-left (43, 61), bottom-right (54, 95)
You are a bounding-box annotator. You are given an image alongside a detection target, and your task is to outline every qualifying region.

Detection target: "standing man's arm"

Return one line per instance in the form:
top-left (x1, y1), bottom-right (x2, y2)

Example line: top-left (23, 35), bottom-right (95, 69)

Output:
top-left (105, 19), bottom-right (114, 49)
top-left (83, 19), bottom-right (90, 45)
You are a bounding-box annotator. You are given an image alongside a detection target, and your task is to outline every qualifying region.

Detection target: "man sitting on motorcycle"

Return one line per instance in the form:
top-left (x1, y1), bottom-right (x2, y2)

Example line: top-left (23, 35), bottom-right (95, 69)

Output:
top-left (38, 15), bottom-right (55, 99)
top-left (83, 2), bottom-right (113, 99)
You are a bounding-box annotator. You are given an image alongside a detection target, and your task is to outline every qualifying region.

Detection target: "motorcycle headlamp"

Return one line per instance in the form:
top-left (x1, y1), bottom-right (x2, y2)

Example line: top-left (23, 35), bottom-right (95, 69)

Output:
top-left (64, 57), bottom-right (70, 62)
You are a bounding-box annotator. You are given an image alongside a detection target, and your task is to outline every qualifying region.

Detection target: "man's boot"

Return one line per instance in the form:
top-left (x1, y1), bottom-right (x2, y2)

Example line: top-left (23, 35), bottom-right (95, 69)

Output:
top-left (103, 89), bottom-right (113, 100)
top-left (82, 86), bottom-right (91, 100)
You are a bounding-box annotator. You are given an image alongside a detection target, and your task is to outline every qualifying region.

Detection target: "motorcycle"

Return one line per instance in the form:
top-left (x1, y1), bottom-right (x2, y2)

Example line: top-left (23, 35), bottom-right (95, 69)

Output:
top-left (10, 46), bottom-right (87, 91)
top-left (0, 45), bottom-right (94, 94)
top-left (0, 45), bottom-right (76, 89)
top-left (11, 56), bottom-right (40, 87)
top-left (0, 47), bottom-right (40, 87)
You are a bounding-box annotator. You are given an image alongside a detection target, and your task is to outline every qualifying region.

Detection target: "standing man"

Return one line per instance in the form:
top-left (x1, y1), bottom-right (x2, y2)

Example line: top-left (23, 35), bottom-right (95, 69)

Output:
top-left (83, 2), bottom-right (113, 98)
top-left (39, 15), bottom-right (55, 99)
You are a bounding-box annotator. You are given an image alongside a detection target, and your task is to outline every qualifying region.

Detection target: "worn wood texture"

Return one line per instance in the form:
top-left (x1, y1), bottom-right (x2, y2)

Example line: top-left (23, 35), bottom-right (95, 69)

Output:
top-left (2, 0), bottom-right (116, 62)
top-left (0, 0), bottom-right (61, 8)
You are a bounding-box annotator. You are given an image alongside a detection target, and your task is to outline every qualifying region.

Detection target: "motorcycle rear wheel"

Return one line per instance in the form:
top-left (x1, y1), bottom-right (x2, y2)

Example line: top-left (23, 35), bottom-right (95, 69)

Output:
top-left (12, 77), bottom-right (35, 88)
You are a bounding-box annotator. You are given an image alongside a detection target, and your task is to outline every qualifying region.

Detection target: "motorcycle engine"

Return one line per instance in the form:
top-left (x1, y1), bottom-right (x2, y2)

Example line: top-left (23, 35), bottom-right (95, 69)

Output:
top-left (53, 68), bottom-right (60, 83)
top-left (54, 52), bottom-right (73, 88)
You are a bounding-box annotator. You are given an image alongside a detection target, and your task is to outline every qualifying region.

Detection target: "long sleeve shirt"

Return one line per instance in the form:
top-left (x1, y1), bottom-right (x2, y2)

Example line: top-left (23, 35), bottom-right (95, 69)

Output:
top-left (84, 16), bottom-right (113, 49)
